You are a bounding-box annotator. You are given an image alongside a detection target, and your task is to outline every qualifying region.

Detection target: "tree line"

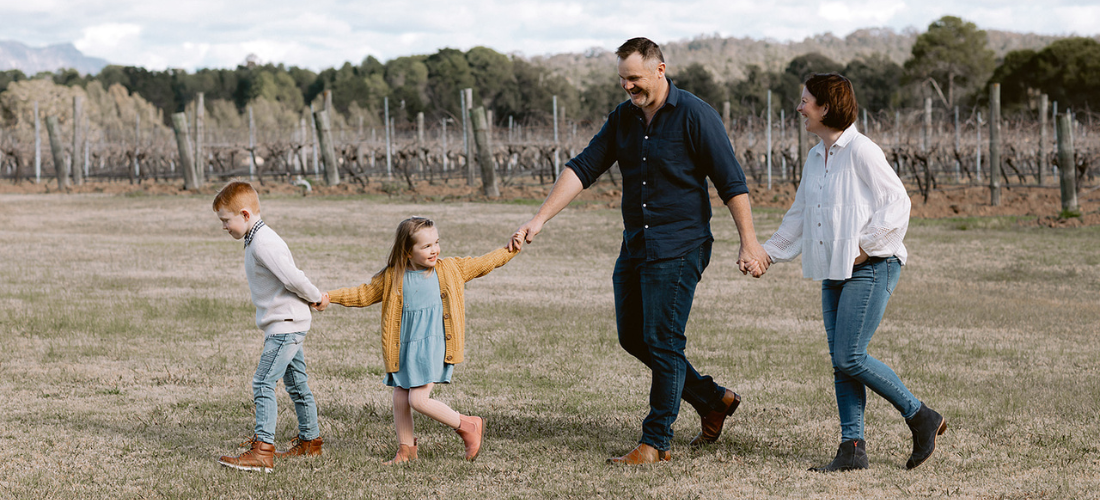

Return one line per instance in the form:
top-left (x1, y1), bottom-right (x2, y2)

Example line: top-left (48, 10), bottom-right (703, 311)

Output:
top-left (1, 15), bottom-right (1098, 134)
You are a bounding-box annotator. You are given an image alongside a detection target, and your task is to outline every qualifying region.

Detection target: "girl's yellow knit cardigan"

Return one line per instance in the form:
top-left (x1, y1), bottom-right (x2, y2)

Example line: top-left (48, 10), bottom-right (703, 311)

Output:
top-left (327, 246), bottom-right (518, 373)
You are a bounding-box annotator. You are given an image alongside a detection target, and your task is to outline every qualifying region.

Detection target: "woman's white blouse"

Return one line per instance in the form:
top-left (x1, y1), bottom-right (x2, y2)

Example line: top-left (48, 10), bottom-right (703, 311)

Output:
top-left (763, 125), bottom-right (910, 281)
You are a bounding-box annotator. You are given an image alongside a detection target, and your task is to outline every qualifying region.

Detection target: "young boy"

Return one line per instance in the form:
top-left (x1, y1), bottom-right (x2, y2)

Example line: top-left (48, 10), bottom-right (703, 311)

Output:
top-left (213, 181), bottom-right (327, 473)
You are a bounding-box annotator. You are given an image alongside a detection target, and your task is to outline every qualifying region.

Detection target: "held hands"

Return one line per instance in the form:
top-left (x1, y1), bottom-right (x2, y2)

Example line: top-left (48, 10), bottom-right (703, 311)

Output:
top-left (737, 240), bottom-right (771, 278)
top-left (311, 292), bottom-right (330, 312)
top-left (507, 219), bottom-right (544, 252)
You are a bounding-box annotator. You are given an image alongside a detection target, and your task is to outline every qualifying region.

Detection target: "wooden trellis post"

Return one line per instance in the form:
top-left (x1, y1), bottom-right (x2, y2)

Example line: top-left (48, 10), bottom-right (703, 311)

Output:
top-left (72, 96), bottom-right (84, 185)
top-left (313, 108), bottom-right (340, 186)
top-left (470, 106), bottom-right (499, 197)
top-left (766, 89), bottom-right (772, 190)
top-left (417, 112), bottom-right (426, 179)
top-left (1039, 94), bottom-right (1048, 186)
top-left (989, 83), bottom-right (1002, 206)
top-left (462, 88), bottom-right (474, 185)
top-left (1056, 114), bottom-right (1078, 214)
top-left (384, 96), bottom-right (392, 179)
top-left (196, 92), bottom-right (205, 184)
top-left (34, 100), bottom-right (41, 183)
top-left (45, 116), bottom-right (69, 190)
top-left (171, 112), bottom-right (199, 190)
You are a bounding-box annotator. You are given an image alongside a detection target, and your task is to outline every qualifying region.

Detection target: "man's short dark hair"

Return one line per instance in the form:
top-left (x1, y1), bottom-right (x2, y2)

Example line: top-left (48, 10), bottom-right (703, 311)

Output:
top-left (616, 37), bottom-right (664, 63)
top-left (804, 73), bottom-right (858, 131)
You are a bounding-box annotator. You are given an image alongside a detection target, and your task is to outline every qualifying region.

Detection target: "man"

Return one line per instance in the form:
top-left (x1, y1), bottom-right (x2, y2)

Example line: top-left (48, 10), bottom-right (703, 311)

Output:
top-left (507, 37), bottom-right (769, 464)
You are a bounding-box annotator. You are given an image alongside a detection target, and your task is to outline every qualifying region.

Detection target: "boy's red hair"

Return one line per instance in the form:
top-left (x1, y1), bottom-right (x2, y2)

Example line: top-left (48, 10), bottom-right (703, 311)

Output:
top-left (212, 181), bottom-right (261, 214)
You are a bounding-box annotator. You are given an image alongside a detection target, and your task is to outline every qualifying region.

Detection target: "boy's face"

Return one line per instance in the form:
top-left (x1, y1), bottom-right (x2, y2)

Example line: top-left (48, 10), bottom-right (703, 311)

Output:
top-left (408, 226), bottom-right (440, 271)
top-left (216, 207), bottom-right (252, 240)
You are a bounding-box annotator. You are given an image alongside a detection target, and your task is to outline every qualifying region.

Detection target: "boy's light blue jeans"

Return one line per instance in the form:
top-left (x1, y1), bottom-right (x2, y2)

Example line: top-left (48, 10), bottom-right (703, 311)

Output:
top-left (253, 332), bottom-right (319, 444)
top-left (822, 257), bottom-right (920, 442)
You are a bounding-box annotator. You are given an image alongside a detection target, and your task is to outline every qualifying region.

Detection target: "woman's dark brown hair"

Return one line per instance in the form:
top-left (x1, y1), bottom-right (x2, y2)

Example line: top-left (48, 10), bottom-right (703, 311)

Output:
top-left (804, 73), bottom-right (858, 131)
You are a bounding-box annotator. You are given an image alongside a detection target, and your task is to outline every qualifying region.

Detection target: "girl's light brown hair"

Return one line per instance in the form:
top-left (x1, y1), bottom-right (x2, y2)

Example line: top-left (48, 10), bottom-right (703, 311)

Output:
top-left (212, 181), bottom-right (261, 214)
top-left (375, 216), bottom-right (436, 288)
top-left (804, 73), bottom-right (858, 132)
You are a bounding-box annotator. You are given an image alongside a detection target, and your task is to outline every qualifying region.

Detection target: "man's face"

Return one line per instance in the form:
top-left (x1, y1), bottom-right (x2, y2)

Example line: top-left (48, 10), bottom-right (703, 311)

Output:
top-left (617, 53), bottom-right (666, 112)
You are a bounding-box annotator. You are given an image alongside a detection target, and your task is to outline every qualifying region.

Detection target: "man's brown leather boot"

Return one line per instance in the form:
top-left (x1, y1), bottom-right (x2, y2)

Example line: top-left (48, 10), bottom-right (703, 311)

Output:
top-left (218, 440), bottom-right (275, 473)
top-left (275, 436), bottom-right (323, 458)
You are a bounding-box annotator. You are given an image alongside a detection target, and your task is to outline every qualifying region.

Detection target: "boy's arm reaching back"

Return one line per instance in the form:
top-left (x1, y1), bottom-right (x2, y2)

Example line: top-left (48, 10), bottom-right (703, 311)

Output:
top-left (254, 243), bottom-right (323, 304)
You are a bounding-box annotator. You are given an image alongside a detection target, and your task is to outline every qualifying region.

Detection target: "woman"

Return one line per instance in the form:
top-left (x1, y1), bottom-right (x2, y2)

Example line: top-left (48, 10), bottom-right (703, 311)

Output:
top-left (761, 73), bottom-right (946, 472)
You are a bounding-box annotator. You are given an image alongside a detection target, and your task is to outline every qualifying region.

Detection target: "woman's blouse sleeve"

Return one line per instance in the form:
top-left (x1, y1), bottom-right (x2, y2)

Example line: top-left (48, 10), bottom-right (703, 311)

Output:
top-left (762, 177), bottom-right (807, 262)
top-left (853, 141), bottom-right (910, 257)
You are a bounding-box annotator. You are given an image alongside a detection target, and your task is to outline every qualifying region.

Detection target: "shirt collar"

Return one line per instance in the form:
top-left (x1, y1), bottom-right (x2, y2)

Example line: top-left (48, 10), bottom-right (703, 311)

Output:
top-left (812, 124), bottom-right (860, 157)
top-left (244, 219), bottom-right (265, 248)
top-left (832, 124), bottom-right (860, 150)
top-left (628, 77), bottom-right (680, 116)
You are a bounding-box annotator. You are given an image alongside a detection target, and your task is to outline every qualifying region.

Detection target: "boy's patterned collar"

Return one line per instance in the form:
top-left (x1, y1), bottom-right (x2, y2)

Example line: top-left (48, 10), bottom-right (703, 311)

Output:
top-left (244, 219), bottom-right (265, 248)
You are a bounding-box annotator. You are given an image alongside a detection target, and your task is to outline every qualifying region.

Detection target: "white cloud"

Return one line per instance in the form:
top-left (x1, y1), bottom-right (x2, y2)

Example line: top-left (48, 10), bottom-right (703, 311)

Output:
top-left (4, 0), bottom-right (1098, 71)
top-left (74, 23), bottom-right (143, 55)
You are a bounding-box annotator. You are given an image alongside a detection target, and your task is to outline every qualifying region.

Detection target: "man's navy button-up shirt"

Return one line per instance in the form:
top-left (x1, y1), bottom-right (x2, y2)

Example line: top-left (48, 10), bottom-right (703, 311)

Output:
top-left (566, 79), bottom-right (749, 262)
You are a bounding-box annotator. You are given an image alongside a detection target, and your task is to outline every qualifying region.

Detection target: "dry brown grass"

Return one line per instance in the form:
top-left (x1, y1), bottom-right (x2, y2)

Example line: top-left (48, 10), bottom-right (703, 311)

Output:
top-left (2, 192), bottom-right (1099, 499)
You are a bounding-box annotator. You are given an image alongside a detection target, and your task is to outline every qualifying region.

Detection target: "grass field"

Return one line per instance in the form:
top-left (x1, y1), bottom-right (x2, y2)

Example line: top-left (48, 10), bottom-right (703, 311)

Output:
top-left (2, 192), bottom-right (1099, 499)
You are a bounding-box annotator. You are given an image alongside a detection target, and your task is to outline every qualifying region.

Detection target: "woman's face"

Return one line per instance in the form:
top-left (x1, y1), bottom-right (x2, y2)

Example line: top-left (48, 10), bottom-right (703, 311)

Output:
top-left (797, 87), bottom-right (829, 137)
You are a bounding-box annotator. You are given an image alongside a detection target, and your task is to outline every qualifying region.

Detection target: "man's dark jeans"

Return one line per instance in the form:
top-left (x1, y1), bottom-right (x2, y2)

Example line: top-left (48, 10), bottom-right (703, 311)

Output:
top-left (613, 240), bottom-right (728, 451)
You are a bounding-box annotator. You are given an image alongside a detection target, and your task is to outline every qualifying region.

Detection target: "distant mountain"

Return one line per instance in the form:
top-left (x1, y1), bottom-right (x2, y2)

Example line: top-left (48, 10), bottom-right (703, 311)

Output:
top-left (0, 40), bottom-right (110, 75)
top-left (533, 28), bottom-right (1091, 89)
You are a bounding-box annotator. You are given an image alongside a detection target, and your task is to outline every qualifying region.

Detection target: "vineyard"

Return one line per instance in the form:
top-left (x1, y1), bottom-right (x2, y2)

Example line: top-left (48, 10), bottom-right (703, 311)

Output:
top-left (1, 93), bottom-right (1098, 225)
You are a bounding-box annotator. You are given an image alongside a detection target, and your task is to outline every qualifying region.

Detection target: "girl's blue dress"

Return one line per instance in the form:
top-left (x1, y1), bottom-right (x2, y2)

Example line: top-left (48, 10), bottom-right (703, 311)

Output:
top-left (383, 269), bottom-right (453, 388)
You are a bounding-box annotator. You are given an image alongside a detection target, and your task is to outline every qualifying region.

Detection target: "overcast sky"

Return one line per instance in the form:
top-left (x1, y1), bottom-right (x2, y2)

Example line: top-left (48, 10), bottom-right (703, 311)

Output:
top-left (3, 0), bottom-right (1098, 71)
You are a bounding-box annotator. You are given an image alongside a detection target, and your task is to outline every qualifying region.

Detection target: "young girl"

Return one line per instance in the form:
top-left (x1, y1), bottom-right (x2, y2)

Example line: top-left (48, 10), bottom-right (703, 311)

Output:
top-left (318, 216), bottom-right (521, 463)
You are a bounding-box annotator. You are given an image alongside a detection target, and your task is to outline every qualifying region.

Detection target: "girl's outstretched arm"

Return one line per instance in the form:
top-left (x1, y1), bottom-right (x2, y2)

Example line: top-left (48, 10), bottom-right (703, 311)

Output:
top-left (327, 272), bottom-right (387, 308)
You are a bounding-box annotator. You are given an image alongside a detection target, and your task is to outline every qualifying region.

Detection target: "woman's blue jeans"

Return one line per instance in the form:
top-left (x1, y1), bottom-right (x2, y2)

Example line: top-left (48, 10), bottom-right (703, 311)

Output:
top-left (822, 256), bottom-right (920, 442)
top-left (613, 240), bottom-right (729, 452)
top-left (253, 332), bottom-right (319, 444)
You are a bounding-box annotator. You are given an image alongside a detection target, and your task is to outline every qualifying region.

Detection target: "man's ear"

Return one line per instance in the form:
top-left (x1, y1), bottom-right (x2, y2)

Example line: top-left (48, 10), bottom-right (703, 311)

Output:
top-left (240, 208), bottom-right (253, 222)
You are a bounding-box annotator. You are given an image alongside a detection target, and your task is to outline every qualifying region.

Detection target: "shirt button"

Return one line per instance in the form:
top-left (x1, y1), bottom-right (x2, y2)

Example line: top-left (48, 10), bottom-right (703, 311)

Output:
top-left (644, 136), bottom-right (649, 139)
top-left (440, 292), bottom-right (446, 298)
top-left (642, 181), bottom-right (647, 185)
top-left (443, 313), bottom-right (450, 319)
top-left (644, 225), bottom-right (649, 229)
top-left (819, 241), bottom-right (823, 245)
top-left (817, 223), bottom-right (821, 226)
top-left (446, 355), bottom-right (453, 361)
top-left (446, 334), bottom-right (452, 340)
top-left (643, 157), bottom-right (646, 161)
top-left (642, 204), bottom-right (647, 208)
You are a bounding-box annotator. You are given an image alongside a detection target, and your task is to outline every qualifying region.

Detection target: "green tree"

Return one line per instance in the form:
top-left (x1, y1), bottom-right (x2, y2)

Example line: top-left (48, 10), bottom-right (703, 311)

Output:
top-left (424, 48), bottom-right (475, 119)
top-left (904, 15), bottom-right (995, 107)
top-left (578, 74), bottom-right (624, 123)
top-left (0, 69), bottom-right (26, 93)
top-left (671, 63), bottom-right (725, 110)
top-left (465, 46), bottom-right (513, 109)
top-left (990, 38), bottom-right (1100, 112)
top-left (987, 49), bottom-right (1038, 112)
top-left (728, 64), bottom-right (781, 115)
top-left (385, 55), bottom-right (429, 120)
top-left (844, 53), bottom-right (905, 111)
top-left (773, 53), bottom-right (843, 109)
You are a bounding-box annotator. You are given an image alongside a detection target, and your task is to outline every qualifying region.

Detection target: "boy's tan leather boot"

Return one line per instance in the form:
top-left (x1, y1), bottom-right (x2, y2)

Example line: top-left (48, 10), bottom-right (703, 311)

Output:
top-left (455, 415), bottom-right (484, 461)
top-left (275, 436), bottom-right (323, 458)
top-left (382, 438), bottom-right (418, 465)
top-left (218, 440), bottom-right (275, 473)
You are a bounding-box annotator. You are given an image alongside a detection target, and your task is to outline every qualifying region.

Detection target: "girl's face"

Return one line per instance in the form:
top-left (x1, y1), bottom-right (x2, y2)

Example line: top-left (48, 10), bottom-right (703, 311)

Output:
top-left (407, 226), bottom-right (440, 270)
top-left (797, 87), bottom-right (829, 137)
